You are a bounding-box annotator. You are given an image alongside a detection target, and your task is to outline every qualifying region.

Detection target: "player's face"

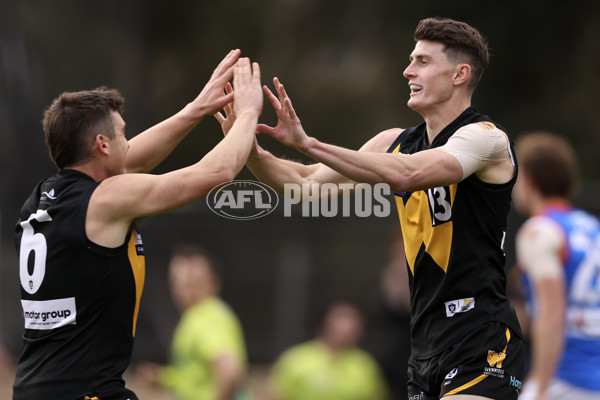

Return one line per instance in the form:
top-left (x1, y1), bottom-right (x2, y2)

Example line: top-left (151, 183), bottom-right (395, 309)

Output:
top-left (322, 306), bottom-right (363, 349)
top-left (403, 40), bottom-right (457, 114)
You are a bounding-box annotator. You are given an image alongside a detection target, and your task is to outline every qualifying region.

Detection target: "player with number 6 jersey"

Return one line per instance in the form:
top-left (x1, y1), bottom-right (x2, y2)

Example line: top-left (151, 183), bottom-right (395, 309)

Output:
top-left (15, 170), bottom-right (145, 399)
top-left (13, 52), bottom-right (263, 400)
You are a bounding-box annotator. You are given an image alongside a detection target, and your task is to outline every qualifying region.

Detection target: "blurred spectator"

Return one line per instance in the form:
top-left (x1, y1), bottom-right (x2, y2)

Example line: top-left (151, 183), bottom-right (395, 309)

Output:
top-left (514, 132), bottom-right (600, 400)
top-left (372, 227), bottom-right (411, 400)
top-left (268, 302), bottom-right (387, 400)
top-left (137, 244), bottom-right (251, 400)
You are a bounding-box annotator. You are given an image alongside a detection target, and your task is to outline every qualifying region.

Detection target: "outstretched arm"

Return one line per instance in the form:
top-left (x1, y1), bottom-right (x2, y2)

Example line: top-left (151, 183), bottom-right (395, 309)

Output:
top-left (125, 49), bottom-right (241, 173)
top-left (215, 77), bottom-right (401, 195)
top-left (259, 78), bottom-right (462, 193)
top-left (87, 58), bottom-right (263, 247)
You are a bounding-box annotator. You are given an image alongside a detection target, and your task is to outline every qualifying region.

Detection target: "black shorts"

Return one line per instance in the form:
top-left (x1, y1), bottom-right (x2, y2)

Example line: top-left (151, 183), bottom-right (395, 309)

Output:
top-left (407, 321), bottom-right (525, 400)
top-left (81, 388), bottom-right (139, 400)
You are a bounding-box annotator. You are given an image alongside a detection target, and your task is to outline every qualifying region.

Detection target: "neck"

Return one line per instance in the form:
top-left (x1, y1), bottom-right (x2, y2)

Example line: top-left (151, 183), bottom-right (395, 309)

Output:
top-left (63, 162), bottom-right (109, 182)
top-left (533, 197), bottom-right (571, 215)
top-left (185, 293), bottom-right (215, 311)
top-left (419, 97), bottom-right (472, 145)
top-left (317, 336), bottom-right (345, 354)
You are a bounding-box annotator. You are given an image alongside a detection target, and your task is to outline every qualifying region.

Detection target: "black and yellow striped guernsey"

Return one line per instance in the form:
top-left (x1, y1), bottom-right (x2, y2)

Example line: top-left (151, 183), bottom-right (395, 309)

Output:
top-left (387, 107), bottom-right (522, 358)
top-left (14, 169), bottom-right (145, 399)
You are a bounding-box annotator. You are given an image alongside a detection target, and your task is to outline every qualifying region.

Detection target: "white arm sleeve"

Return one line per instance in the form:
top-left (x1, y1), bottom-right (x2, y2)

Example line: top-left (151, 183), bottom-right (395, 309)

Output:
top-left (516, 216), bottom-right (565, 281)
top-left (438, 122), bottom-right (512, 180)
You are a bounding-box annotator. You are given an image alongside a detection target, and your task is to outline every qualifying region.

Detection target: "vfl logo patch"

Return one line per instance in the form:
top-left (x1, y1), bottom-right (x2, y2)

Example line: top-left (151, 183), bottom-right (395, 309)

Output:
top-left (445, 367), bottom-right (458, 380)
top-left (445, 297), bottom-right (475, 317)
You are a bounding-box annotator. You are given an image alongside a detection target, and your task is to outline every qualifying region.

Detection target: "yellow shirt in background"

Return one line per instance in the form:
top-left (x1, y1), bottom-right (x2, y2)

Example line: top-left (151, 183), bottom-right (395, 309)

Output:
top-left (159, 297), bottom-right (249, 400)
top-left (269, 340), bottom-right (388, 400)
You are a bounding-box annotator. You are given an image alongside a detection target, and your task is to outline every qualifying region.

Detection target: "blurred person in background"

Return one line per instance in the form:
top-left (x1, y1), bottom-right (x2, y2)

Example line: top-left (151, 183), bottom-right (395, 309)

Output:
top-left (136, 244), bottom-right (251, 400)
top-left (13, 52), bottom-right (262, 400)
top-left (514, 132), bottom-right (600, 400)
top-left (267, 301), bottom-right (387, 400)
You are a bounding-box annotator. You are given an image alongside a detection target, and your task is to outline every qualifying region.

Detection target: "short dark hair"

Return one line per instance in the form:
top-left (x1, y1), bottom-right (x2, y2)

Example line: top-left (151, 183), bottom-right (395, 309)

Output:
top-left (170, 243), bottom-right (221, 278)
top-left (515, 131), bottom-right (579, 199)
top-left (42, 86), bottom-right (125, 169)
top-left (414, 17), bottom-right (490, 90)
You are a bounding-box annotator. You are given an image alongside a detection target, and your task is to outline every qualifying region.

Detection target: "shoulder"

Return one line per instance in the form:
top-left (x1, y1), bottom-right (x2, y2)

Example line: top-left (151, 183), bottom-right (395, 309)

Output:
top-left (277, 341), bottom-right (319, 362)
top-left (516, 215), bottom-right (566, 278)
top-left (518, 215), bottom-right (565, 241)
top-left (359, 128), bottom-right (404, 152)
top-left (452, 122), bottom-right (509, 152)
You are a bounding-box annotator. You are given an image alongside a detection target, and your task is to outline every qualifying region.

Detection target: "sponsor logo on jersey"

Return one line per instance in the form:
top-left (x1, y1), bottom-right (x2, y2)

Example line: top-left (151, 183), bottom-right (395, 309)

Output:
top-left (134, 232), bottom-right (144, 256)
top-left (39, 188), bottom-right (57, 208)
top-left (484, 350), bottom-right (506, 378)
top-left (509, 376), bottom-right (522, 391)
top-left (41, 189), bottom-right (57, 200)
top-left (445, 297), bottom-right (475, 317)
top-left (21, 297), bottom-right (76, 330)
top-left (207, 180), bottom-right (279, 220)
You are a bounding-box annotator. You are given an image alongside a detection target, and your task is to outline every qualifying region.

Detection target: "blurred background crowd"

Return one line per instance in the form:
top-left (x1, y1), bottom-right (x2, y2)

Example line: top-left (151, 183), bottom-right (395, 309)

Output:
top-left (1, 0), bottom-right (600, 398)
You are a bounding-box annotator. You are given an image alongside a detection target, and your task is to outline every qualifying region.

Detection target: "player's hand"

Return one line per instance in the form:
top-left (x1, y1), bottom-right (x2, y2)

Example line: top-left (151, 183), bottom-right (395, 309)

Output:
top-left (214, 82), bottom-right (235, 136)
top-left (257, 77), bottom-right (311, 150)
top-left (188, 49), bottom-right (240, 119)
top-left (231, 57), bottom-right (263, 119)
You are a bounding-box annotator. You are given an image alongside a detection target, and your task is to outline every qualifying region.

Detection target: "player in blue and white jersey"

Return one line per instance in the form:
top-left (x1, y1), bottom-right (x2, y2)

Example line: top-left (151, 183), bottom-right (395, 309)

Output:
top-left (514, 132), bottom-right (600, 400)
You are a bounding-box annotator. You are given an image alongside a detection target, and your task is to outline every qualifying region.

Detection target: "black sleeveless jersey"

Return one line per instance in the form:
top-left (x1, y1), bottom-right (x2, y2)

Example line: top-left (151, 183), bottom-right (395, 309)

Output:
top-left (13, 169), bottom-right (145, 399)
top-left (386, 107), bottom-right (522, 358)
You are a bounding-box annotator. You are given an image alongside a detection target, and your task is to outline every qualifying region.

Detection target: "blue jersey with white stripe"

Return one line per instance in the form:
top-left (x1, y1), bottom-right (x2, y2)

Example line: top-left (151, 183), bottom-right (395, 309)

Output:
top-left (522, 205), bottom-right (600, 390)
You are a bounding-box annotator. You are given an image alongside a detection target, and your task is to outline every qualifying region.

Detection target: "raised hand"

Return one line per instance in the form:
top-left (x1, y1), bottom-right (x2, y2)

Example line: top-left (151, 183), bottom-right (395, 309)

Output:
top-left (188, 49), bottom-right (241, 119)
top-left (258, 77), bottom-right (310, 150)
top-left (214, 82), bottom-right (235, 136)
top-left (231, 58), bottom-right (263, 119)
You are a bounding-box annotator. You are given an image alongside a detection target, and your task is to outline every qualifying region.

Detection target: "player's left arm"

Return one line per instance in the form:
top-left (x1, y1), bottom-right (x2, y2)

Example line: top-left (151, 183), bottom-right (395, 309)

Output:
top-left (125, 49), bottom-right (240, 173)
top-left (264, 77), bottom-right (515, 192)
top-left (516, 217), bottom-right (566, 397)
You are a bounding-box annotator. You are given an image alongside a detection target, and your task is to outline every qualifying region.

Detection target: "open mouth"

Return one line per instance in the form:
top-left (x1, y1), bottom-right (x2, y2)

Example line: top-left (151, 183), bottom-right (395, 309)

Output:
top-left (410, 84), bottom-right (423, 94)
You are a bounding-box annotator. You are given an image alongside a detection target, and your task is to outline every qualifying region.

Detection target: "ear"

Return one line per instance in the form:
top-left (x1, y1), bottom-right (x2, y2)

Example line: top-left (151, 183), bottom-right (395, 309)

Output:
top-left (453, 63), bottom-right (471, 87)
top-left (94, 134), bottom-right (111, 156)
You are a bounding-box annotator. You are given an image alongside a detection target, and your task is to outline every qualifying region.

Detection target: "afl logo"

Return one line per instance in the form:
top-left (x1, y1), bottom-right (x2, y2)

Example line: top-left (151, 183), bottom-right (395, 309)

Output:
top-left (207, 180), bottom-right (279, 220)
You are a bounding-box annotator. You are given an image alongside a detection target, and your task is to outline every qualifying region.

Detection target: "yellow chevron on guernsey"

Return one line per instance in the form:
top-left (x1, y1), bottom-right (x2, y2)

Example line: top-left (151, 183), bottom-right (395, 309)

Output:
top-left (391, 143), bottom-right (455, 275)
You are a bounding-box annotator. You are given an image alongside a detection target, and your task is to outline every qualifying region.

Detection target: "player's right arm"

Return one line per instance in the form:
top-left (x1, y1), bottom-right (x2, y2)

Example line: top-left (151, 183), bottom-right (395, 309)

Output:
top-left (86, 58), bottom-right (263, 248)
top-left (215, 76), bottom-right (402, 195)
